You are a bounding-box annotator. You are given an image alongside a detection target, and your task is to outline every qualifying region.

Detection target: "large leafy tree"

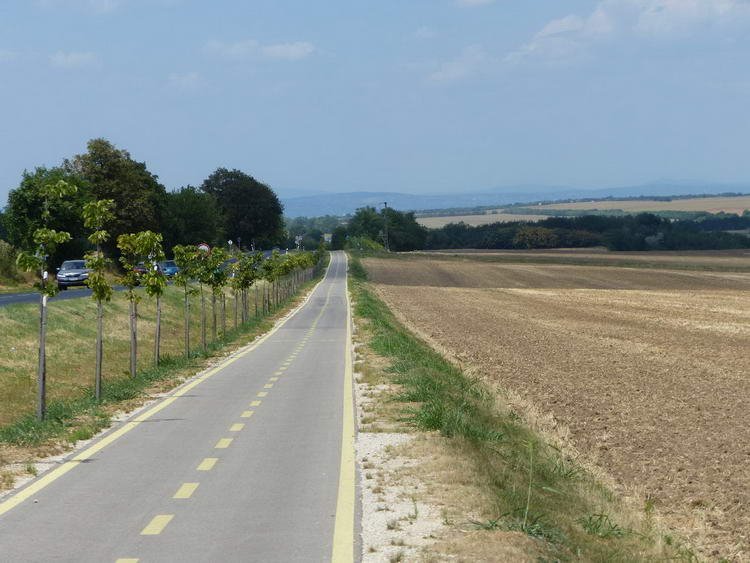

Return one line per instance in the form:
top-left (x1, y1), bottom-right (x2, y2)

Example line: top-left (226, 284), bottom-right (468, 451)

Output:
top-left (200, 168), bottom-right (284, 249)
top-left (162, 186), bottom-right (224, 251)
top-left (67, 138), bottom-right (167, 254)
top-left (5, 167), bottom-right (90, 266)
top-left (347, 206), bottom-right (427, 251)
top-left (0, 211), bottom-right (8, 241)
top-left (347, 206), bottom-right (382, 241)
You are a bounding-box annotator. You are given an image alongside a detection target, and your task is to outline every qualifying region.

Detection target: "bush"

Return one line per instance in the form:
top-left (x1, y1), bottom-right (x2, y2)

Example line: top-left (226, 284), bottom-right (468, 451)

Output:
top-left (0, 240), bottom-right (23, 283)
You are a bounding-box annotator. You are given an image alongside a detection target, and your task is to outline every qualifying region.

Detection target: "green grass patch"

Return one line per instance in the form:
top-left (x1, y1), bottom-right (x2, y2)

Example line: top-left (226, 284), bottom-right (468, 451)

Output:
top-left (0, 267), bottom-right (324, 448)
top-left (349, 252), bottom-right (697, 562)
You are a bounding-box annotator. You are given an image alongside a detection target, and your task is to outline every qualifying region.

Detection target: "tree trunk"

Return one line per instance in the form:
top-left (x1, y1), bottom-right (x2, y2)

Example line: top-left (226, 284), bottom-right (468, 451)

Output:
top-left (221, 292), bottom-right (226, 337)
top-left (129, 299), bottom-right (137, 378)
top-left (242, 289), bottom-right (247, 323)
top-left (200, 285), bottom-right (206, 353)
top-left (154, 294), bottom-right (161, 366)
top-left (211, 291), bottom-right (217, 341)
top-left (184, 287), bottom-right (190, 358)
top-left (95, 299), bottom-right (103, 401)
top-left (37, 293), bottom-right (47, 421)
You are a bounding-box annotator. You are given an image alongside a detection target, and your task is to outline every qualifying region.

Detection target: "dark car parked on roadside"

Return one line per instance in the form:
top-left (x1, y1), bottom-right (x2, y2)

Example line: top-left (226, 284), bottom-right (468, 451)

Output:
top-left (56, 260), bottom-right (91, 290)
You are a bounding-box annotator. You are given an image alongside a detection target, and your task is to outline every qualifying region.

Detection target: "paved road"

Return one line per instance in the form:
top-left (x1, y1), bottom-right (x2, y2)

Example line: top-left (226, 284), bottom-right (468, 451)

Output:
top-left (0, 286), bottom-right (99, 307)
top-left (0, 251), bottom-right (355, 562)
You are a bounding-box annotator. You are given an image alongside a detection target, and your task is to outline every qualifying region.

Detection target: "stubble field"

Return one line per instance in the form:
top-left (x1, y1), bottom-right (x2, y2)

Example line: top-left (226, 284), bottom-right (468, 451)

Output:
top-left (537, 195), bottom-right (750, 215)
top-left (363, 255), bottom-right (750, 560)
top-left (416, 213), bottom-right (547, 228)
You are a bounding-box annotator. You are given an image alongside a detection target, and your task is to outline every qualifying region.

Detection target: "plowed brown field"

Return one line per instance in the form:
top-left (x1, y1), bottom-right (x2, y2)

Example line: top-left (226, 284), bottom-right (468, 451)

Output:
top-left (364, 256), bottom-right (750, 560)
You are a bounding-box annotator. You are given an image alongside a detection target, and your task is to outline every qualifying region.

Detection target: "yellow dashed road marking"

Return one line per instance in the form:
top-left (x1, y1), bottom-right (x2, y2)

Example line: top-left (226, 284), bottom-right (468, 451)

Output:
top-left (275, 371), bottom-right (283, 376)
top-left (116, 559), bottom-right (139, 562)
top-left (269, 377), bottom-right (279, 382)
top-left (197, 458), bottom-right (218, 471)
top-left (264, 384), bottom-right (273, 389)
top-left (215, 438), bottom-right (233, 449)
top-left (241, 410), bottom-right (254, 418)
top-left (141, 514), bottom-right (174, 535)
top-left (230, 423), bottom-right (245, 432)
top-left (173, 483), bottom-right (199, 499)
top-left (251, 400), bottom-right (262, 407)
top-left (257, 391), bottom-right (268, 398)
top-left (278, 367), bottom-right (287, 372)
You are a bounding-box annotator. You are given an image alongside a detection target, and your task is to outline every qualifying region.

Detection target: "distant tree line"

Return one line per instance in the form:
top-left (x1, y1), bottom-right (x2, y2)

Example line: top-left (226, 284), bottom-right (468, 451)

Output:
top-left (330, 206), bottom-right (428, 252)
top-left (1, 138), bottom-right (285, 268)
top-left (284, 215), bottom-right (342, 250)
top-left (426, 214), bottom-right (750, 251)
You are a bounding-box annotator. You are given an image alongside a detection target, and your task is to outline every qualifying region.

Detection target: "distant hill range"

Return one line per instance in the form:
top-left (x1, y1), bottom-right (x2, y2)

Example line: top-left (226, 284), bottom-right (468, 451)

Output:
top-left (280, 182), bottom-right (750, 218)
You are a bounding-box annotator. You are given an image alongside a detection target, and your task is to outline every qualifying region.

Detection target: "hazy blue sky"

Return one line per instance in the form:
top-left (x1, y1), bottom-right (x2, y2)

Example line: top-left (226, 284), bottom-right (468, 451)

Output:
top-left (2, 0), bottom-right (750, 204)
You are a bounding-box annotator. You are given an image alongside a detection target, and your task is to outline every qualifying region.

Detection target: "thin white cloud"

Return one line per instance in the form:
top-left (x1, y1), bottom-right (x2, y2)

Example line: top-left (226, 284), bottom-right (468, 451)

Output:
top-left (507, 0), bottom-right (750, 65)
top-left (87, 0), bottom-right (120, 12)
top-left (261, 42), bottom-right (315, 61)
top-left (415, 26), bottom-right (437, 39)
top-left (205, 39), bottom-right (315, 61)
top-left (36, 0), bottom-right (122, 12)
top-left (50, 51), bottom-right (99, 69)
top-left (168, 71), bottom-right (203, 89)
top-left (430, 45), bottom-right (488, 82)
top-left (457, 0), bottom-right (496, 6)
top-left (204, 39), bottom-right (259, 59)
top-left (0, 49), bottom-right (18, 62)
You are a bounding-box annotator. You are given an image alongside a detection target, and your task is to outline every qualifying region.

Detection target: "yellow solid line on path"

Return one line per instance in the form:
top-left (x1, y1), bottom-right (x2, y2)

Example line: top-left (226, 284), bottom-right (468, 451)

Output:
top-left (0, 264), bottom-right (331, 519)
top-left (141, 514), bottom-right (174, 535)
top-left (241, 410), bottom-right (254, 418)
top-left (197, 458), bottom-right (218, 471)
top-left (173, 483), bottom-right (199, 499)
top-left (230, 423), bottom-right (245, 432)
top-left (215, 438), bottom-right (233, 449)
top-left (331, 253), bottom-right (355, 563)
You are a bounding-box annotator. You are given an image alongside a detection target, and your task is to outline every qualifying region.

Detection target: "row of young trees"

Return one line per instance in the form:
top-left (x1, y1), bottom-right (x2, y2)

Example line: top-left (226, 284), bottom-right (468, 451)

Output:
top-left (16, 178), bottom-right (322, 421)
top-left (1, 138), bottom-right (286, 269)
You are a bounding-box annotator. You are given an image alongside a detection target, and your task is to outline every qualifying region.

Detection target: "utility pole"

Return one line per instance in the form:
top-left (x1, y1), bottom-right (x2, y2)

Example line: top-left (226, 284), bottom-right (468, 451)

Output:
top-left (383, 201), bottom-right (390, 252)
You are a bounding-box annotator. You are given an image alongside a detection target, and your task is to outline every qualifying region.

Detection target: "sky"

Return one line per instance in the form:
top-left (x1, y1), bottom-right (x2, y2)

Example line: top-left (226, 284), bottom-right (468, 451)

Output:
top-left (2, 0), bottom-right (750, 205)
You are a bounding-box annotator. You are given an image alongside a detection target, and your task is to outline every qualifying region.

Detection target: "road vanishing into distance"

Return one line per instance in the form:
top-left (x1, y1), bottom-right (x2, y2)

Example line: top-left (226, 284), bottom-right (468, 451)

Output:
top-left (0, 251), bottom-right (355, 562)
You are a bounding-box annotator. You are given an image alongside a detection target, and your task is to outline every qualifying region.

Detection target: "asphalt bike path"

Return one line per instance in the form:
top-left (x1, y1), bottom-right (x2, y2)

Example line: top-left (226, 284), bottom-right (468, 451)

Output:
top-left (0, 251), bottom-right (355, 563)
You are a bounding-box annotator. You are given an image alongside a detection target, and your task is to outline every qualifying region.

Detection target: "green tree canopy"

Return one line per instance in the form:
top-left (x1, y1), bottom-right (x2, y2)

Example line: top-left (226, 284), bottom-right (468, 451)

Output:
top-left (200, 168), bottom-right (284, 249)
top-left (4, 167), bottom-right (90, 266)
top-left (347, 206), bottom-right (427, 251)
top-left (67, 138), bottom-right (167, 253)
top-left (162, 185), bottom-right (224, 252)
top-left (347, 206), bottom-right (382, 241)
